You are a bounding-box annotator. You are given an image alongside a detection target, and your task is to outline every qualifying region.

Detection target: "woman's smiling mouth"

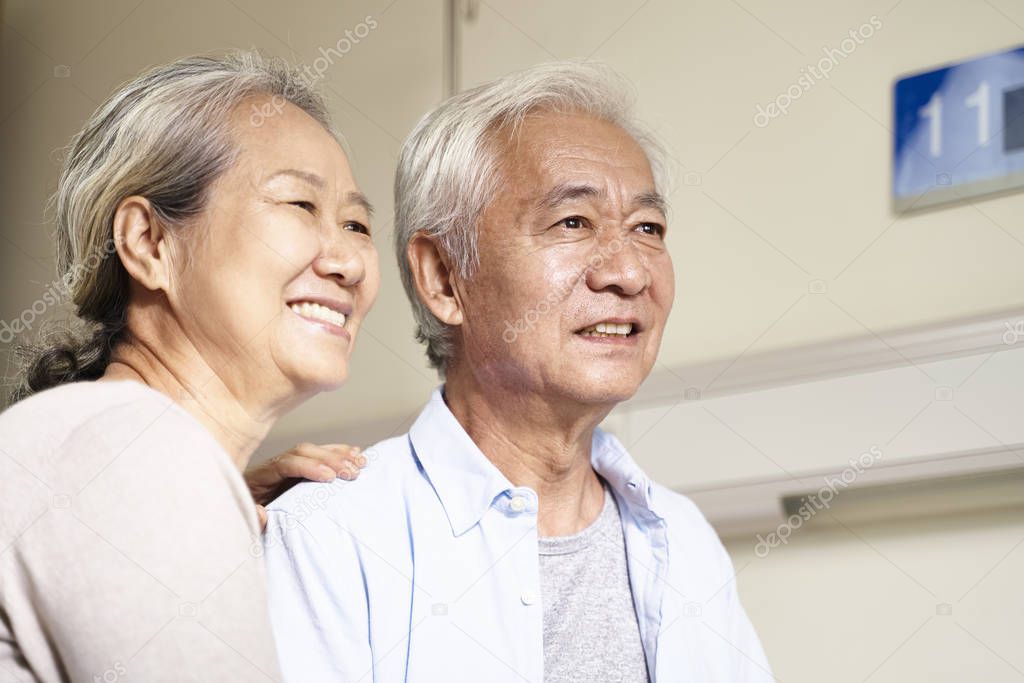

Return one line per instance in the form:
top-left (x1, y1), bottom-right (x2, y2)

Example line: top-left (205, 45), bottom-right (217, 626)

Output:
top-left (287, 300), bottom-right (351, 339)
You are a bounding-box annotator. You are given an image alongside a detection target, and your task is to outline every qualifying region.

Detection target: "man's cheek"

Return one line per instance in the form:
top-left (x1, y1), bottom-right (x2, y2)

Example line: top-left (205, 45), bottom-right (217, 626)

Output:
top-left (654, 257), bottom-right (676, 311)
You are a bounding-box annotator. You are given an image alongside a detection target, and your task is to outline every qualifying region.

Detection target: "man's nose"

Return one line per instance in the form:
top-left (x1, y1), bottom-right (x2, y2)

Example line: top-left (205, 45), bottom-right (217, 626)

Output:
top-left (584, 238), bottom-right (650, 296)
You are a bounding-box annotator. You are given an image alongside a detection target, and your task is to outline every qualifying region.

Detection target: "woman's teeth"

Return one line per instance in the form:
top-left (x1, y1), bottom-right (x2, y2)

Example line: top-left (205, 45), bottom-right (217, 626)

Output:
top-left (289, 302), bottom-right (347, 328)
top-left (580, 322), bottom-right (633, 337)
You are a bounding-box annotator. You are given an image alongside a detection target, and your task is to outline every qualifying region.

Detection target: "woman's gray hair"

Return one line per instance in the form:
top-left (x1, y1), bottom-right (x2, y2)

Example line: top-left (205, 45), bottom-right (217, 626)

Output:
top-left (394, 61), bottom-right (670, 374)
top-left (9, 50), bottom-right (334, 403)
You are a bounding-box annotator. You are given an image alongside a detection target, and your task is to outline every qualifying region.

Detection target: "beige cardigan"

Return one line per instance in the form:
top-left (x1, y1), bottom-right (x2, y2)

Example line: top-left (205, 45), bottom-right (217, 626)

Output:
top-left (0, 380), bottom-right (280, 682)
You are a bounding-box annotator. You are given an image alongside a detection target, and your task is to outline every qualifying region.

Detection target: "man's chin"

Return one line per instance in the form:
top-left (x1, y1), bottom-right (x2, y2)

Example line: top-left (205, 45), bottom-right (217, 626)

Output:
top-left (562, 372), bottom-right (644, 406)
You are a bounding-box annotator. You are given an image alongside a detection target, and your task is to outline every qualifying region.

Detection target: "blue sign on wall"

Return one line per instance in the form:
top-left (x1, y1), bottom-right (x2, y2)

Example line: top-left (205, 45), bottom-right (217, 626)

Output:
top-left (893, 44), bottom-right (1024, 211)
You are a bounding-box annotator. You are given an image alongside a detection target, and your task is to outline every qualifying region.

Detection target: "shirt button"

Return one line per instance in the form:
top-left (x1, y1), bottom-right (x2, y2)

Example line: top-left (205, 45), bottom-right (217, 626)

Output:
top-left (520, 590), bottom-right (537, 606)
top-left (510, 496), bottom-right (527, 512)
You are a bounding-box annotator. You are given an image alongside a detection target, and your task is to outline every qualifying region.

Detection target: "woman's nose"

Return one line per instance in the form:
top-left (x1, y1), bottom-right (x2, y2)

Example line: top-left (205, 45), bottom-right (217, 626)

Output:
top-left (312, 232), bottom-right (366, 286)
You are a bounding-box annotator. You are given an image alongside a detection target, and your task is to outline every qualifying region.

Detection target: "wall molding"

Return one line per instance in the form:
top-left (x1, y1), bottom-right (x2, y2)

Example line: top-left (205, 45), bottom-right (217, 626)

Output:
top-left (630, 305), bottom-right (1024, 407)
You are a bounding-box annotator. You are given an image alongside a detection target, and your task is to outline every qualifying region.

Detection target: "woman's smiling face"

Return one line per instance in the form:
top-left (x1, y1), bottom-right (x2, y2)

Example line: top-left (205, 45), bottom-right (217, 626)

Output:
top-left (171, 94), bottom-right (380, 403)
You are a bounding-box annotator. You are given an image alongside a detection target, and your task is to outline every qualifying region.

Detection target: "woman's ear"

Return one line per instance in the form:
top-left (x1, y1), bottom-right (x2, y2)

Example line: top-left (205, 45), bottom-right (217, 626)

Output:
top-left (112, 196), bottom-right (172, 292)
top-left (407, 232), bottom-right (464, 327)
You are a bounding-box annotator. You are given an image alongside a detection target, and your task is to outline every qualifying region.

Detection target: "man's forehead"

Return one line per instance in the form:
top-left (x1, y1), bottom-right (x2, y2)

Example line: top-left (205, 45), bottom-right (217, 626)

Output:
top-left (511, 111), bottom-right (638, 154)
top-left (535, 181), bottom-right (666, 215)
top-left (506, 111), bottom-right (649, 165)
top-left (489, 111), bottom-right (660, 212)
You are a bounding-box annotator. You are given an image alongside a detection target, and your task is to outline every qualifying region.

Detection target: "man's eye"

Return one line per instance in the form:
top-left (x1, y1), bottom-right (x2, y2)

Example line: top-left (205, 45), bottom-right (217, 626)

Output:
top-left (558, 216), bottom-right (586, 230)
top-left (289, 200), bottom-right (317, 213)
top-left (636, 222), bottom-right (665, 237)
top-left (344, 222), bottom-right (371, 235)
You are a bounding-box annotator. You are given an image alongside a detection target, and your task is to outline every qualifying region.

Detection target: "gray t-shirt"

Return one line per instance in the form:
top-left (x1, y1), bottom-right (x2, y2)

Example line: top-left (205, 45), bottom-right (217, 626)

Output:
top-left (538, 483), bottom-right (650, 682)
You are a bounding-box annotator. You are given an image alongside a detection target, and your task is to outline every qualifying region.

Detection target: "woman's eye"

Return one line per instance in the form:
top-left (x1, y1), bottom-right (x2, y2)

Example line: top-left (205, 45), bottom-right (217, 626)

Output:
top-left (558, 216), bottom-right (585, 230)
top-left (288, 200), bottom-right (317, 213)
top-left (289, 200), bottom-right (316, 213)
top-left (344, 222), bottom-right (370, 235)
top-left (635, 222), bottom-right (665, 237)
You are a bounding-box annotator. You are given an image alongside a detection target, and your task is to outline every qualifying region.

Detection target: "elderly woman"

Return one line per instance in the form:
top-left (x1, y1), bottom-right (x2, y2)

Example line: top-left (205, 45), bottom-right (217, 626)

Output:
top-left (0, 53), bottom-right (377, 681)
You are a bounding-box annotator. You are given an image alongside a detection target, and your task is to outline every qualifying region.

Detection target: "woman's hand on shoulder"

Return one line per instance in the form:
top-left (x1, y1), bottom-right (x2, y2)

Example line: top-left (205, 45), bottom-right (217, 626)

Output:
top-left (246, 442), bottom-right (367, 529)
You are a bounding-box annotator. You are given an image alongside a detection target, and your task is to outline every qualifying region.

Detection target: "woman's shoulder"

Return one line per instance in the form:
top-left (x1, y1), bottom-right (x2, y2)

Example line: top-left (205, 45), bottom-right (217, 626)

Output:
top-left (1, 379), bottom-right (173, 423)
top-left (0, 380), bottom-right (173, 449)
top-left (0, 380), bottom-right (236, 496)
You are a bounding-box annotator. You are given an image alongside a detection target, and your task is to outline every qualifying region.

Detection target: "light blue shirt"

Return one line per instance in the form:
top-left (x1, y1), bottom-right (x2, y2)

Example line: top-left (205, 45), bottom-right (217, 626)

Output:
top-left (263, 388), bottom-right (773, 682)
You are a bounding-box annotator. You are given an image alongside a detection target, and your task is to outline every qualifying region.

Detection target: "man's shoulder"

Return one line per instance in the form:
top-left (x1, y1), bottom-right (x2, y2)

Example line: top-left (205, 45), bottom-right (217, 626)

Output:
top-left (649, 482), bottom-right (712, 528)
top-left (262, 434), bottom-right (425, 572)
top-left (266, 433), bottom-right (421, 521)
top-left (648, 481), bottom-right (731, 562)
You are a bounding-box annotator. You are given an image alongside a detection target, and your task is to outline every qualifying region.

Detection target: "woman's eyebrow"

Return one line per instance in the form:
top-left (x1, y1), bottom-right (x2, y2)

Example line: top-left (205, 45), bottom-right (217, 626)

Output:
top-left (346, 191), bottom-right (374, 216)
top-left (263, 171), bottom-right (373, 215)
top-left (265, 168), bottom-right (326, 189)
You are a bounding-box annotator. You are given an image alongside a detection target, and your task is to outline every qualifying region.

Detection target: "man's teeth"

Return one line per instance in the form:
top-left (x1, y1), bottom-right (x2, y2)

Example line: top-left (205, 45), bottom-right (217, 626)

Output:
top-left (289, 302), bottom-right (347, 328)
top-left (579, 322), bottom-right (633, 337)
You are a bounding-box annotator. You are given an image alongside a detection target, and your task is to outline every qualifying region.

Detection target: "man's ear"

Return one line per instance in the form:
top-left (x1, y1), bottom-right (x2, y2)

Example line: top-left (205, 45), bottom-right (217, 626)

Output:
top-left (407, 232), bottom-right (464, 327)
top-left (112, 196), bottom-right (172, 292)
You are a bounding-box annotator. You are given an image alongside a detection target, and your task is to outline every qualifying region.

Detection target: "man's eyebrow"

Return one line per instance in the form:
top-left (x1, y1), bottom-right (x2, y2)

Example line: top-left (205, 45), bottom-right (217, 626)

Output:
top-left (633, 191), bottom-right (668, 215)
top-left (539, 182), bottom-right (668, 215)
top-left (346, 191), bottom-right (374, 216)
top-left (539, 183), bottom-right (604, 209)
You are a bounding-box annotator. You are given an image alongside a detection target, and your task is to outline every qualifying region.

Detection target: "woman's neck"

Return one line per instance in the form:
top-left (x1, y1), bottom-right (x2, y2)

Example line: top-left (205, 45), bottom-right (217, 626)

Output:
top-left (100, 338), bottom-right (277, 470)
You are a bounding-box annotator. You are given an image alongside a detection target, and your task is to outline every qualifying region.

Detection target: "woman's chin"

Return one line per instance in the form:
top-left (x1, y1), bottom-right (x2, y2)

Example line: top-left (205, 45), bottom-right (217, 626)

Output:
top-left (276, 330), bottom-right (353, 388)
top-left (285, 359), bottom-right (350, 393)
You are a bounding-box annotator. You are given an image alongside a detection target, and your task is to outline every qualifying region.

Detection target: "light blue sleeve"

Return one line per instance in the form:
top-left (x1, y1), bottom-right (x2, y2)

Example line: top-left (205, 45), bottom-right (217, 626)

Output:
top-left (262, 509), bottom-right (373, 682)
top-left (715, 539), bottom-right (776, 682)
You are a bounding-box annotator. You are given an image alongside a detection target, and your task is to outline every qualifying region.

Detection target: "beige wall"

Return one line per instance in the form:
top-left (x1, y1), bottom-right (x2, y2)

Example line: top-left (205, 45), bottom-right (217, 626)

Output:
top-left (2, 1), bottom-right (1022, 681)
top-left (726, 504), bottom-right (1024, 682)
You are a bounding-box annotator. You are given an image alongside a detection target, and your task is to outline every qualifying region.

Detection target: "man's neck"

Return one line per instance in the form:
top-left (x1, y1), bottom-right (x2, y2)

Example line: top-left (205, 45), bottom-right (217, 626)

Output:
top-left (100, 334), bottom-right (281, 470)
top-left (444, 367), bottom-right (611, 537)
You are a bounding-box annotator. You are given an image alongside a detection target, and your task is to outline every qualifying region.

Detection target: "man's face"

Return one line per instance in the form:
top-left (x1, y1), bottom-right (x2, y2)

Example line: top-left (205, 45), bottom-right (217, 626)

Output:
top-left (453, 110), bottom-right (675, 406)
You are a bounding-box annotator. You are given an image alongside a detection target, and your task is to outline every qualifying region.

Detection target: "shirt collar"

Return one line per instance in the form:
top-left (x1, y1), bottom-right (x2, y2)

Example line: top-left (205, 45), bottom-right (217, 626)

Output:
top-left (408, 387), bottom-right (514, 537)
top-left (409, 386), bottom-right (663, 536)
top-left (589, 427), bottom-right (662, 519)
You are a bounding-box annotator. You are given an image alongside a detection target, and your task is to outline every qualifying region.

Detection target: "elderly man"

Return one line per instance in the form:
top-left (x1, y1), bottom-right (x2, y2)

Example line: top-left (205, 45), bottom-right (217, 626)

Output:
top-left (263, 62), bottom-right (772, 682)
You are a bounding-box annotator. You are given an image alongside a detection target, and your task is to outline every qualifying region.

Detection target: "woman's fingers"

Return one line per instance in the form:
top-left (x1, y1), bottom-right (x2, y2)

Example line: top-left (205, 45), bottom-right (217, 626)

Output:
top-left (275, 443), bottom-right (366, 482)
top-left (245, 442), bottom-right (367, 506)
top-left (290, 444), bottom-right (366, 481)
top-left (271, 450), bottom-right (338, 483)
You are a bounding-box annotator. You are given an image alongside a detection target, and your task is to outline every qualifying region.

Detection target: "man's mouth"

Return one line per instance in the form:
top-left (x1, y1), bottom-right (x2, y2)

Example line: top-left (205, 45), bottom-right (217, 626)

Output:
top-left (288, 301), bottom-right (348, 329)
top-left (576, 321), bottom-right (638, 338)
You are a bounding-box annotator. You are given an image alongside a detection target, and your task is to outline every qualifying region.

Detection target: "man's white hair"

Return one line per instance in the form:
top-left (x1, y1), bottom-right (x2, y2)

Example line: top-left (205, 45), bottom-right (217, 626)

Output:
top-left (394, 61), bottom-right (670, 374)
